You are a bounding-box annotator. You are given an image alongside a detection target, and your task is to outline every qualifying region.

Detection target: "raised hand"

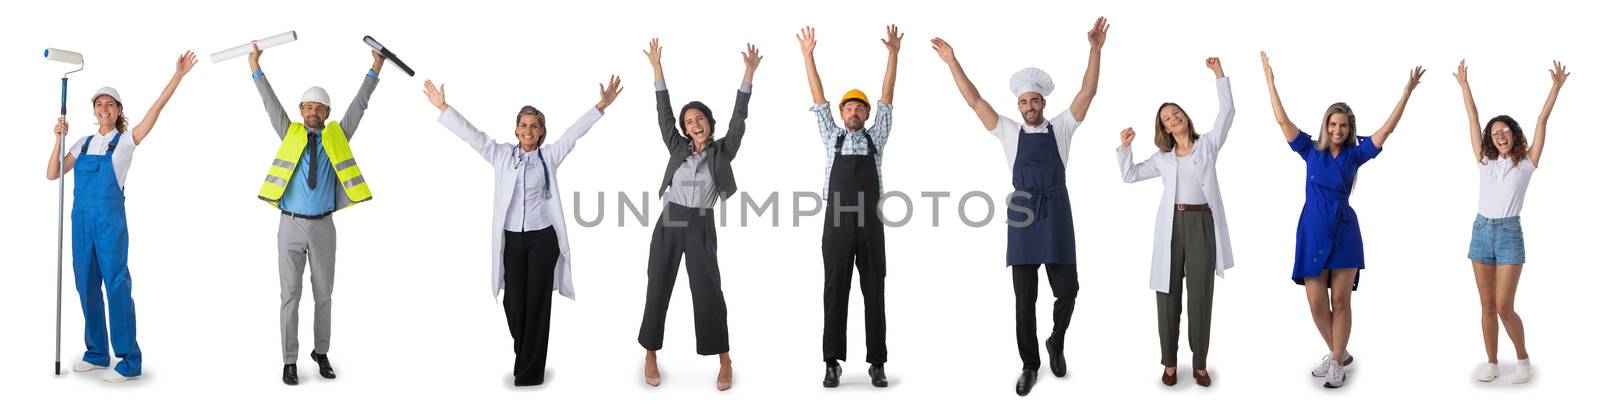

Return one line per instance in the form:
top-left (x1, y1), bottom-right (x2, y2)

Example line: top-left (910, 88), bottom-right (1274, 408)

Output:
top-left (1206, 57), bottom-right (1224, 78)
top-left (643, 38), bottom-right (663, 68)
top-left (1120, 127), bottom-right (1136, 149)
top-left (370, 49), bottom-right (385, 73)
top-left (176, 51), bottom-right (198, 77)
top-left (597, 75), bottom-right (623, 113)
top-left (1406, 66), bottom-right (1426, 91)
top-left (1086, 17), bottom-right (1109, 49)
top-left (1550, 60), bottom-right (1570, 87)
top-left (930, 37), bottom-right (956, 64)
top-left (797, 26), bottom-right (817, 55)
top-left (882, 24), bottom-right (903, 54)
top-left (422, 80), bottom-right (448, 112)
top-left (1454, 59), bottom-right (1469, 86)
top-left (741, 43), bottom-right (763, 76)
top-left (1260, 51), bottom-right (1275, 83)
top-left (248, 43), bottom-right (263, 72)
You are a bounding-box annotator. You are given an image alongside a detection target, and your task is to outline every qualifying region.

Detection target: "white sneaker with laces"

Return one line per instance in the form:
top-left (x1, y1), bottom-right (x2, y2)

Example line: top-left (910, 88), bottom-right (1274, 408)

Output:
top-left (1322, 362), bottom-right (1346, 388)
top-left (72, 361), bottom-right (107, 373)
top-left (101, 370), bottom-right (137, 383)
top-left (1311, 353), bottom-right (1355, 377)
top-left (1509, 362), bottom-right (1532, 384)
top-left (1474, 363), bottom-right (1499, 382)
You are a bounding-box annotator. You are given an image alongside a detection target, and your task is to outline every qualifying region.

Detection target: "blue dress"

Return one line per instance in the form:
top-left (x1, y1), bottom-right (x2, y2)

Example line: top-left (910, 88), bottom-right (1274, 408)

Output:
top-left (1289, 131), bottom-right (1380, 290)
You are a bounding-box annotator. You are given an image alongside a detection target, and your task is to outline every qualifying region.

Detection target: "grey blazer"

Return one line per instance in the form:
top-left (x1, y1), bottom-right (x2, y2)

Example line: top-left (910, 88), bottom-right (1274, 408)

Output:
top-left (655, 86), bottom-right (750, 200)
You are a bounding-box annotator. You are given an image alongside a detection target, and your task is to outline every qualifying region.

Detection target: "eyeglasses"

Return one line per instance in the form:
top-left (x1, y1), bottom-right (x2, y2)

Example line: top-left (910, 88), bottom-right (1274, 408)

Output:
top-left (1490, 128), bottom-right (1513, 137)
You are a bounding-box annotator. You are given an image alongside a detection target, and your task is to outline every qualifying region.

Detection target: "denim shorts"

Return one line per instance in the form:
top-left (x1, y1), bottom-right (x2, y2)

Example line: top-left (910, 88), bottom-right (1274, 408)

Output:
top-left (1468, 215), bottom-right (1525, 265)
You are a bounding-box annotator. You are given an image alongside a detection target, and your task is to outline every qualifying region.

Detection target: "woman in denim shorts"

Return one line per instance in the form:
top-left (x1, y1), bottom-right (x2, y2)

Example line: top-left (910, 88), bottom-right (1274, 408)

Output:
top-left (1453, 59), bottom-right (1569, 385)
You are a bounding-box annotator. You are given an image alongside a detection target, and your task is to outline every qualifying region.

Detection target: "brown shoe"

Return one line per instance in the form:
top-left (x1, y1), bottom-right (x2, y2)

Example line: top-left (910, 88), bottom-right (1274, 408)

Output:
top-left (1162, 368), bottom-right (1177, 386)
top-left (1194, 369), bottom-right (1212, 387)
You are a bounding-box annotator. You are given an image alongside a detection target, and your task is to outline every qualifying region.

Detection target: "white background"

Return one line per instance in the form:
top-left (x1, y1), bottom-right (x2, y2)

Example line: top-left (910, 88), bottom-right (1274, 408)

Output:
top-left (0, 0), bottom-right (1592, 407)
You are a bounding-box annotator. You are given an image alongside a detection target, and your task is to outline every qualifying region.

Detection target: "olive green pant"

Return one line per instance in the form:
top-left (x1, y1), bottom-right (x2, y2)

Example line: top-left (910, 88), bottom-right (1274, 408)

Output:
top-left (1157, 210), bottom-right (1215, 369)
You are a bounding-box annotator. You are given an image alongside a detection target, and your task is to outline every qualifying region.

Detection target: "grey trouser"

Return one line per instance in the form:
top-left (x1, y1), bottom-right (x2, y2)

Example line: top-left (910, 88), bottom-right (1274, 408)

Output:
top-left (278, 214), bottom-right (337, 364)
top-left (1158, 209), bottom-right (1214, 369)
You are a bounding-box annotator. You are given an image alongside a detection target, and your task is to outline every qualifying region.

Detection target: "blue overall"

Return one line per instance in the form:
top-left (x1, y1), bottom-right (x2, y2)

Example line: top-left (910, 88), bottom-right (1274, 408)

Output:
top-left (71, 131), bottom-right (142, 377)
top-left (1006, 124), bottom-right (1076, 266)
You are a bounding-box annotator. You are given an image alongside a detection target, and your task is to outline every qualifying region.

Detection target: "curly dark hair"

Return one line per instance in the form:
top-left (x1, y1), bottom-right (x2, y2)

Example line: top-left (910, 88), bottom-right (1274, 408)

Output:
top-left (1480, 115), bottom-right (1528, 166)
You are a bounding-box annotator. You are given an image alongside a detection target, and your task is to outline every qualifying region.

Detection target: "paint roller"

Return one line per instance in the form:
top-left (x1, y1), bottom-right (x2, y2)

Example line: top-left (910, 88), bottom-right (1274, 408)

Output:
top-left (363, 36), bottom-right (415, 77)
top-left (44, 47), bottom-right (85, 376)
top-left (211, 31), bottom-right (297, 63)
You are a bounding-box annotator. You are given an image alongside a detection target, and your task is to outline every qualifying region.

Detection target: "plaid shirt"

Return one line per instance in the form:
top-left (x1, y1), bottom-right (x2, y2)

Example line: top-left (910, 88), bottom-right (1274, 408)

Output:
top-left (809, 101), bottom-right (893, 199)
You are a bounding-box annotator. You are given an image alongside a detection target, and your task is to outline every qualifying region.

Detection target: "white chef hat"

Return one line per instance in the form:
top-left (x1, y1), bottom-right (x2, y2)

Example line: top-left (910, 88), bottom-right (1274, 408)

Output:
top-left (1009, 67), bottom-right (1054, 98)
top-left (91, 87), bottom-right (121, 104)
top-left (300, 86), bottom-right (332, 107)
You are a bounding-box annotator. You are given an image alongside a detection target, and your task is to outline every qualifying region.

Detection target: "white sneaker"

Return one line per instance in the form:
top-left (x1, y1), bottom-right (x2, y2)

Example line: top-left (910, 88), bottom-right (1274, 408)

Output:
top-left (1311, 353), bottom-right (1355, 377)
top-left (72, 361), bottom-right (107, 373)
top-left (101, 370), bottom-right (138, 383)
top-left (1474, 363), bottom-right (1499, 382)
top-left (1509, 362), bottom-right (1532, 384)
top-left (1322, 362), bottom-right (1347, 388)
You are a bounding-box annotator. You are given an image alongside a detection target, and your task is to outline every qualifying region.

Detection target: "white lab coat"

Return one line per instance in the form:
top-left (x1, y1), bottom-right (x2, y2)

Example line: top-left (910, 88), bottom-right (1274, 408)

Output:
top-left (1116, 77), bottom-right (1235, 293)
top-left (438, 106), bottom-right (603, 300)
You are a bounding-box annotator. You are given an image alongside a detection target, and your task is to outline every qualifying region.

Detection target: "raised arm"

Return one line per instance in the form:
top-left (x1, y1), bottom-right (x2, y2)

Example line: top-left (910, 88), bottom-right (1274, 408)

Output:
top-left (931, 37), bottom-right (999, 130)
top-left (722, 44), bottom-right (761, 158)
top-left (248, 44), bottom-right (291, 139)
top-left (798, 26), bottom-right (826, 106)
top-left (1454, 60), bottom-right (1484, 161)
top-left (546, 75), bottom-right (622, 166)
top-left (424, 80), bottom-right (498, 163)
top-left (1530, 61), bottom-right (1569, 167)
top-left (645, 38), bottom-right (685, 151)
top-left (1116, 127), bottom-right (1159, 183)
top-left (129, 51), bottom-right (197, 145)
top-left (880, 25), bottom-right (902, 105)
top-left (338, 50), bottom-right (385, 141)
top-left (1260, 51), bottom-right (1299, 142)
top-left (1369, 66), bottom-right (1425, 149)
top-left (1205, 57), bottom-right (1236, 146)
top-left (1068, 17), bottom-right (1108, 122)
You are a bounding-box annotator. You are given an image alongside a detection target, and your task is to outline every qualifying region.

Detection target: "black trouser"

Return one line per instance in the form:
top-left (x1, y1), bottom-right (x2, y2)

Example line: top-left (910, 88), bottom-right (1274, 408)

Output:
top-left (1012, 263), bottom-right (1078, 371)
top-left (821, 193), bottom-right (888, 365)
top-left (637, 202), bottom-right (730, 355)
top-left (503, 227), bottom-right (559, 385)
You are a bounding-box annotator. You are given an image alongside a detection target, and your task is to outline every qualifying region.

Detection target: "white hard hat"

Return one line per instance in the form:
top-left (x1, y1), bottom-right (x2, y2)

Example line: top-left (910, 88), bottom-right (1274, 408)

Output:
top-left (300, 86), bottom-right (331, 107)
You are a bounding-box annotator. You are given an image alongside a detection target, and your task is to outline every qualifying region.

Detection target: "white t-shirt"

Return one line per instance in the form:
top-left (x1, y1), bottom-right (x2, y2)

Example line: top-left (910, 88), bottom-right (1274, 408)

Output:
top-left (69, 130), bottom-right (137, 189)
top-left (1477, 157), bottom-right (1535, 219)
top-left (988, 111), bottom-right (1081, 172)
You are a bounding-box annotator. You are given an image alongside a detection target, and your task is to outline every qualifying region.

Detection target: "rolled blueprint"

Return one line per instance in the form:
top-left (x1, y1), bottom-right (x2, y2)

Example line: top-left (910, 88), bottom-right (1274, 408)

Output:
top-left (211, 31), bottom-right (297, 63)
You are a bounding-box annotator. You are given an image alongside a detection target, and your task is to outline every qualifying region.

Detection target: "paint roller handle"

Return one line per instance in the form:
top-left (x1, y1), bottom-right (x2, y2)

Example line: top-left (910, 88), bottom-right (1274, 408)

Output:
top-left (59, 77), bottom-right (68, 116)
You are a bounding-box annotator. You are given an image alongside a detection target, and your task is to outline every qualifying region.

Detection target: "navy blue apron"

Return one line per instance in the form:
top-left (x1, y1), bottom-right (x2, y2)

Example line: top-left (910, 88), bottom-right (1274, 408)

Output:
top-left (1006, 124), bottom-right (1076, 266)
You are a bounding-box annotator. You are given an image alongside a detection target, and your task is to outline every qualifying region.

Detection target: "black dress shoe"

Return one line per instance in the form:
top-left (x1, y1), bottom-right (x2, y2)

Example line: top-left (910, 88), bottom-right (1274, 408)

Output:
top-left (310, 352), bottom-right (336, 379)
top-left (1046, 334), bottom-right (1066, 378)
top-left (282, 364), bottom-right (299, 386)
top-left (513, 377), bottom-right (545, 387)
top-left (868, 364), bottom-right (888, 388)
top-left (822, 362), bottom-right (842, 388)
top-left (1016, 370), bottom-right (1038, 396)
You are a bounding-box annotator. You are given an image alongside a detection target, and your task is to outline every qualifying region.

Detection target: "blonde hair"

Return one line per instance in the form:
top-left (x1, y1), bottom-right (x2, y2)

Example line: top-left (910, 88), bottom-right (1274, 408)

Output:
top-left (1316, 102), bottom-right (1357, 151)
top-left (1153, 103), bottom-right (1198, 153)
top-left (515, 105), bottom-right (547, 146)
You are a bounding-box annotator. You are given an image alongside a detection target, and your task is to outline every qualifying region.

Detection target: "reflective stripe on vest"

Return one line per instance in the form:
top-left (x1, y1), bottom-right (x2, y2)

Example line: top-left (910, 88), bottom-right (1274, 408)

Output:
top-left (256, 121), bottom-right (372, 207)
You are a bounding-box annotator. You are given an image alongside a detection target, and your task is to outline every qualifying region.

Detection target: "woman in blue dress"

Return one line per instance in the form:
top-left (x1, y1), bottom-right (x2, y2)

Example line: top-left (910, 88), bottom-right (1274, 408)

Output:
top-left (1260, 52), bottom-right (1424, 389)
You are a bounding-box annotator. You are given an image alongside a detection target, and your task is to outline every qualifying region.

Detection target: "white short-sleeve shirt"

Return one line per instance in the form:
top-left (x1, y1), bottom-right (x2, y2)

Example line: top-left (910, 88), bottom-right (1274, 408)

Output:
top-left (1477, 157), bottom-right (1535, 219)
top-left (988, 111), bottom-right (1080, 172)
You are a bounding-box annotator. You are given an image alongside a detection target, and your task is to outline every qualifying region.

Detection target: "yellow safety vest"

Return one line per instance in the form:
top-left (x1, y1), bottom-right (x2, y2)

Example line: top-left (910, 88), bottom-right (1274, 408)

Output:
top-left (257, 121), bottom-right (372, 208)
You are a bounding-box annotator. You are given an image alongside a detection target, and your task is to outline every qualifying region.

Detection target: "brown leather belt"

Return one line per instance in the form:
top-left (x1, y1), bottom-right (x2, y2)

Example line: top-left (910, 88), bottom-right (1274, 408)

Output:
top-left (1176, 203), bottom-right (1211, 212)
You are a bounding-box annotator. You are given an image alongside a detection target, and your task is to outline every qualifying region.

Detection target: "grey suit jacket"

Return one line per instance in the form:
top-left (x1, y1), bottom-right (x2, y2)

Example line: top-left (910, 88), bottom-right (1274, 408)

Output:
top-left (655, 84), bottom-right (750, 200)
